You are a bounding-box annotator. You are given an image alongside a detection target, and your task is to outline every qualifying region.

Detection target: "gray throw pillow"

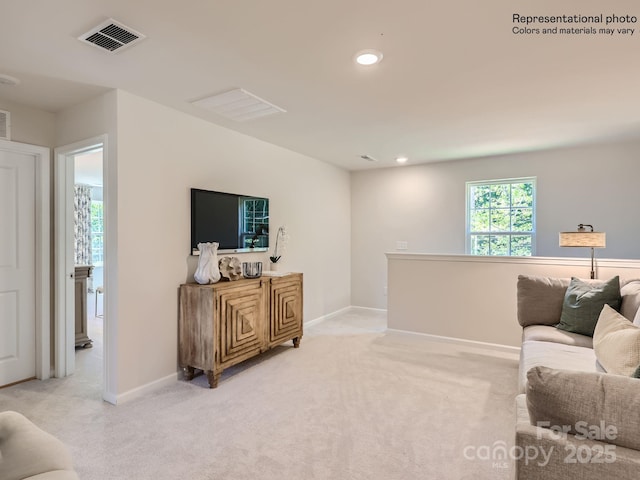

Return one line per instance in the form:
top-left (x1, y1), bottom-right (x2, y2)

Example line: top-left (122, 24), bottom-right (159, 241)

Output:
top-left (516, 275), bottom-right (570, 327)
top-left (556, 276), bottom-right (621, 337)
top-left (526, 366), bottom-right (640, 451)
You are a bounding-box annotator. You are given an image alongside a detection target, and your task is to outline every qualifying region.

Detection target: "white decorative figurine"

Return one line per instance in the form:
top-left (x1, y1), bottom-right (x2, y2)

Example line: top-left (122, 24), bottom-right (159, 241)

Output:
top-left (194, 242), bottom-right (221, 284)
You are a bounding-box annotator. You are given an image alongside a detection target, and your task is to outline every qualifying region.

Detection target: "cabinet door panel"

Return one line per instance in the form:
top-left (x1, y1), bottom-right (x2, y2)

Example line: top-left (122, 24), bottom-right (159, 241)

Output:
top-left (217, 286), bottom-right (265, 365)
top-left (270, 280), bottom-right (302, 344)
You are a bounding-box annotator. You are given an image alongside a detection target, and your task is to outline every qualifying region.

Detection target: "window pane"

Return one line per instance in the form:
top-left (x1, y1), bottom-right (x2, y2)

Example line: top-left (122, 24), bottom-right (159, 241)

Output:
top-left (511, 235), bottom-right (532, 256)
top-left (491, 184), bottom-right (510, 208)
top-left (470, 209), bottom-right (489, 232)
top-left (511, 207), bottom-right (532, 232)
top-left (511, 183), bottom-right (533, 207)
top-left (471, 185), bottom-right (491, 209)
top-left (490, 208), bottom-right (510, 232)
top-left (490, 235), bottom-right (509, 255)
top-left (471, 235), bottom-right (490, 255)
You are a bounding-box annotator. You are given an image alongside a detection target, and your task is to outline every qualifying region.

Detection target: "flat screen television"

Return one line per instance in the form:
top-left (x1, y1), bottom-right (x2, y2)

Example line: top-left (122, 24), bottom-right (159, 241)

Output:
top-left (191, 188), bottom-right (269, 254)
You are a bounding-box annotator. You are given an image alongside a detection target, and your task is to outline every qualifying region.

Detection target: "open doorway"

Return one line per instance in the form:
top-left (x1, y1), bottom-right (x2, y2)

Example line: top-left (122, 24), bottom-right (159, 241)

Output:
top-left (73, 148), bottom-right (104, 382)
top-left (55, 136), bottom-right (109, 400)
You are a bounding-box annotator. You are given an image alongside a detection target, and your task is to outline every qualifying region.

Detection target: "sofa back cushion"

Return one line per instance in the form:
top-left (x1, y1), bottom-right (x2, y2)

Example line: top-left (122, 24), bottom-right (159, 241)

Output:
top-left (517, 275), bottom-right (640, 328)
top-left (516, 275), bottom-right (570, 327)
top-left (621, 280), bottom-right (640, 325)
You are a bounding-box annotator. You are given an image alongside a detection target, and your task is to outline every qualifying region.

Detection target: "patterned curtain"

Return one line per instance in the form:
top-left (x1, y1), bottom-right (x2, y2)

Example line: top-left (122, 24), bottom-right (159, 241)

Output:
top-left (74, 184), bottom-right (92, 265)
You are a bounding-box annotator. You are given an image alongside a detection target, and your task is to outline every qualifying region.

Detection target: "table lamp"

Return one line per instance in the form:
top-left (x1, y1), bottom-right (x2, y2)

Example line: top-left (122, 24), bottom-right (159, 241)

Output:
top-left (559, 224), bottom-right (606, 279)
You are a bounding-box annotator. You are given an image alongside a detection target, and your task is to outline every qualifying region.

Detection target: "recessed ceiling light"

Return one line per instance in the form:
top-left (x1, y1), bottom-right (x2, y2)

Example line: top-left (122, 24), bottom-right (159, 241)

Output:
top-left (396, 156), bottom-right (408, 164)
top-left (0, 74), bottom-right (20, 86)
top-left (355, 49), bottom-right (383, 66)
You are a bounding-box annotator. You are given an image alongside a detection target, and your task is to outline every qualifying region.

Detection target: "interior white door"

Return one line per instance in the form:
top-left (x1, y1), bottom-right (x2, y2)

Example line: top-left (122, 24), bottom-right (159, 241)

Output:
top-left (0, 149), bottom-right (36, 386)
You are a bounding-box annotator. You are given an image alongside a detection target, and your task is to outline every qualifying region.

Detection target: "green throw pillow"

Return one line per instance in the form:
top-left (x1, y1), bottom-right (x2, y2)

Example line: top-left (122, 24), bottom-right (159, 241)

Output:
top-left (556, 276), bottom-right (621, 337)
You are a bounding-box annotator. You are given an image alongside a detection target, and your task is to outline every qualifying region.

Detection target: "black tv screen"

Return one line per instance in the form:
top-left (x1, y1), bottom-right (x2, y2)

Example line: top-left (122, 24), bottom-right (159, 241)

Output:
top-left (190, 189), bottom-right (269, 254)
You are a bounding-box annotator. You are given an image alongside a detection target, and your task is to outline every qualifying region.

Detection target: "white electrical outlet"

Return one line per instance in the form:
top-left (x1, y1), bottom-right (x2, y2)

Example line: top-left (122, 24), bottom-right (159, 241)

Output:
top-left (396, 241), bottom-right (408, 250)
top-left (383, 286), bottom-right (388, 296)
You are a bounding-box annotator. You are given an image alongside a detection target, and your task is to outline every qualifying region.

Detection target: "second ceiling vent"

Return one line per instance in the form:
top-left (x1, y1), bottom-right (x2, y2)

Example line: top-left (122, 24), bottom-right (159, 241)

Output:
top-left (79, 18), bottom-right (146, 53)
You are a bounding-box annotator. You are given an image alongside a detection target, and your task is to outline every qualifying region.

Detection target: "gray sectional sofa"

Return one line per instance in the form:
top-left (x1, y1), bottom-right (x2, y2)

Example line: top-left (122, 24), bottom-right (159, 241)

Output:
top-left (515, 275), bottom-right (640, 479)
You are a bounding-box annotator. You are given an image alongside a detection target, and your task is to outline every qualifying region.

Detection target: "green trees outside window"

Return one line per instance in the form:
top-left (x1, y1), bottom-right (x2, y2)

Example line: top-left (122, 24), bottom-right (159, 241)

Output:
top-left (467, 178), bottom-right (535, 256)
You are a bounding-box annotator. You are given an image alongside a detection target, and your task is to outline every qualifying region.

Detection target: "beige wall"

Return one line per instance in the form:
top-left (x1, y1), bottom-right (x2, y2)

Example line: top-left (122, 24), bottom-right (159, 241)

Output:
top-left (387, 254), bottom-right (640, 348)
top-left (352, 141), bottom-right (640, 309)
top-left (112, 91), bottom-right (350, 396)
top-left (56, 90), bottom-right (119, 398)
top-left (9, 89), bottom-right (351, 400)
top-left (0, 98), bottom-right (56, 147)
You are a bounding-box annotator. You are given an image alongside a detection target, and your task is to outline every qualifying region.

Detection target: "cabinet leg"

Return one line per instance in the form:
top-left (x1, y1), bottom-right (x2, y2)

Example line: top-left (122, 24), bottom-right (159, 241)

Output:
top-left (184, 366), bottom-right (195, 381)
top-left (293, 336), bottom-right (301, 348)
top-left (206, 371), bottom-right (220, 389)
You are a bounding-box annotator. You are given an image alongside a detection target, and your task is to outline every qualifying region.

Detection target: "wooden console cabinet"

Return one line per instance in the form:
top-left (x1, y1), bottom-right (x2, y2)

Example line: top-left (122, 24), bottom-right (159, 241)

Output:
top-left (74, 265), bottom-right (93, 348)
top-left (178, 273), bottom-right (303, 388)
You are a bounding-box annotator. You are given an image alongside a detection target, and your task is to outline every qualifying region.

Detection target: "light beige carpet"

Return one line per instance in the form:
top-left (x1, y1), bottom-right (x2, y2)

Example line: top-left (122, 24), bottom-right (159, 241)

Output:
top-left (0, 309), bottom-right (519, 479)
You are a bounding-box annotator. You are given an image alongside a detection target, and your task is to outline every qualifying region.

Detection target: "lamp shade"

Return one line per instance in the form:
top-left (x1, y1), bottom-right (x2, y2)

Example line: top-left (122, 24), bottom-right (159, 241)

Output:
top-left (559, 231), bottom-right (606, 248)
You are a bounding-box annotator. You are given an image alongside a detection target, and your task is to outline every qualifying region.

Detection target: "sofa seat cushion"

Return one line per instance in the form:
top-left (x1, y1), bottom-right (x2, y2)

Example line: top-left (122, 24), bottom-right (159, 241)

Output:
top-left (522, 324), bottom-right (593, 348)
top-left (518, 340), bottom-right (600, 393)
top-left (526, 366), bottom-right (640, 451)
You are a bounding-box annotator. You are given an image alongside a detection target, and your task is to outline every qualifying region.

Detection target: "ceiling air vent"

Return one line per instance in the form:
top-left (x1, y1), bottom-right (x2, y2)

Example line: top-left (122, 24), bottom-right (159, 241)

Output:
top-left (191, 89), bottom-right (286, 122)
top-left (0, 110), bottom-right (10, 140)
top-left (79, 19), bottom-right (145, 53)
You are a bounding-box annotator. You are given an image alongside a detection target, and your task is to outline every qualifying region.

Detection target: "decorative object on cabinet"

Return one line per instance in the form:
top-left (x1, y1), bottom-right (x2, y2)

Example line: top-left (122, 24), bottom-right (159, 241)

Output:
top-left (269, 225), bottom-right (289, 271)
top-left (194, 242), bottom-right (221, 284)
top-left (179, 273), bottom-right (303, 388)
top-left (218, 256), bottom-right (242, 280)
top-left (242, 261), bottom-right (262, 278)
top-left (74, 265), bottom-right (93, 348)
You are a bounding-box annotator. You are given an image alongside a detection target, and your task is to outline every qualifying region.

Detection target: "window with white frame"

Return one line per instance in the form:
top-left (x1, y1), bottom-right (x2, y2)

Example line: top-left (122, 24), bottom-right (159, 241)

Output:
top-left (466, 177), bottom-right (536, 256)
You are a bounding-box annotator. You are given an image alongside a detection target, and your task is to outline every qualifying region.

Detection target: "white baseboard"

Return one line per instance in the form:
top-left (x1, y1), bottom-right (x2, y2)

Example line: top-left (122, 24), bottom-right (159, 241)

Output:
top-left (304, 305), bottom-right (387, 328)
top-left (385, 328), bottom-right (521, 355)
top-left (105, 372), bottom-right (178, 405)
top-left (349, 305), bottom-right (387, 314)
top-left (304, 306), bottom-right (351, 327)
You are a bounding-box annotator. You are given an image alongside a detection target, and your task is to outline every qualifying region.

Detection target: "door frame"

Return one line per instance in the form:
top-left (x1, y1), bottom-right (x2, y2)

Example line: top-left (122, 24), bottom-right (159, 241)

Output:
top-left (54, 135), bottom-right (108, 385)
top-left (0, 139), bottom-right (50, 380)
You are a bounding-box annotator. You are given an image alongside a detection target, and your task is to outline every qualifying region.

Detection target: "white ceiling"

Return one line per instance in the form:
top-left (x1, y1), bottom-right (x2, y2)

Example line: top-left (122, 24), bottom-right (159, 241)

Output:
top-left (1, 0), bottom-right (640, 170)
